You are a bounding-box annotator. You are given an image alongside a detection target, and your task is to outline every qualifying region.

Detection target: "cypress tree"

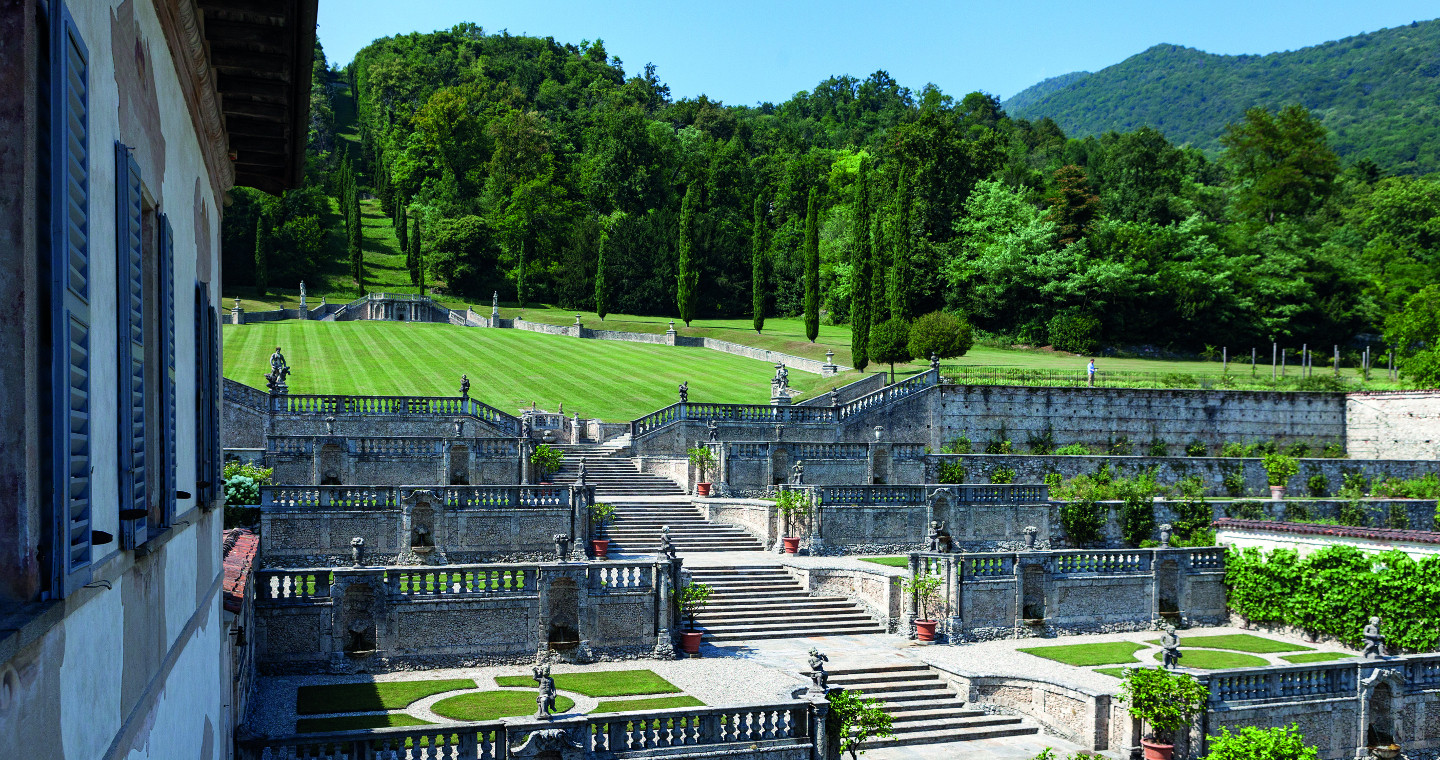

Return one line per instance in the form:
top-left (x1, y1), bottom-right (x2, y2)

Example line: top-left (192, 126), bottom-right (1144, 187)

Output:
top-left (253, 211), bottom-right (270, 296)
top-left (517, 233), bottom-right (529, 309)
top-left (890, 171), bottom-right (912, 320)
top-left (416, 220), bottom-right (425, 296)
top-left (595, 224), bottom-right (610, 320)
top-left (676, 184), bottom-right (699, 326)
top-left (409, 217), bottom-right (421, 287)
top-left (870, 212), bottom-right (886, 329)
top-left (803, 188), bottom-right (820, 342)
top-left (752, 195), bottom-right (768, 334)
top-left (850, 160), bottom-right (872, 370)
top-left (351, 190), bottom-right (365, 293)
top-left (395, 193), bottom-right (408, 253)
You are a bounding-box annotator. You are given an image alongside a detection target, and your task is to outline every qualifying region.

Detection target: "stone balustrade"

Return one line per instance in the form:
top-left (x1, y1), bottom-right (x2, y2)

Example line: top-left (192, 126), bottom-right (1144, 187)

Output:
top-left (271, 392), bottom-right (521, 436)
top-left (904, 547), bottom-right (1228, 640)
top-left (235, 699), bottom-right (826, 760)
top-left (806, 483), bottom-right (1049, 506)
top-left (259, 484), bottom-right (575, 511)
top-left (255, 559), bottom-right (657, 606)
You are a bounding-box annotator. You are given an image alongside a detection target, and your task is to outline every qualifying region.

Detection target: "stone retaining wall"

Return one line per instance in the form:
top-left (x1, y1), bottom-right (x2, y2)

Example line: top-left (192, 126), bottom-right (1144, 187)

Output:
top-left (926, 662), bottom-right (1121, 751)
top-left (265, 435), bottom-right (522, 486)
top-left (1347, 390), bottom-right (1440, 460)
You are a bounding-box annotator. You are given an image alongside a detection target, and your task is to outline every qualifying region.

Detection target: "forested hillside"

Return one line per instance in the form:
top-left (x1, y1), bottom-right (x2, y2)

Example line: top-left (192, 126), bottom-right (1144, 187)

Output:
top-left (221, 23), bottom-right (1440, 367)
top-left (1004, 19), bottom-right (1440, 175)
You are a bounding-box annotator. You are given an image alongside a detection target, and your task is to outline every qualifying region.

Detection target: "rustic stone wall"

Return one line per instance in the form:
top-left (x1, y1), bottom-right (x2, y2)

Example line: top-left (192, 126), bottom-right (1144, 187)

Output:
top-left (259, 506), bottom-right (573, 565)
top-left (1347, 391), bottom-right (1440, 460)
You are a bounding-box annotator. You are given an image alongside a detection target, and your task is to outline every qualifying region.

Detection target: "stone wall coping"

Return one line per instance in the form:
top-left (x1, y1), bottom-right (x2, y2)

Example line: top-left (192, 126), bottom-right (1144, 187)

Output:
top-left (1214, 517), bottom-right (1440, 544)
top-left (776, 556), bottom-right (907, 578)
top-left (923, 659), bottom-right (1114, 699)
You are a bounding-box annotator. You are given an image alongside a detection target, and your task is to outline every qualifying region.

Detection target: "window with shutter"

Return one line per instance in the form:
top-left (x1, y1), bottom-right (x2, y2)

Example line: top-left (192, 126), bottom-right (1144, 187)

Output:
top-left (46, 0), bottom-right (92, 594)
top-left (115, 142), bottom-right (146, 543)
top-left (194, 281), bottom-right (220, 506)
top-left (160, 214), bottom-right (177, 526)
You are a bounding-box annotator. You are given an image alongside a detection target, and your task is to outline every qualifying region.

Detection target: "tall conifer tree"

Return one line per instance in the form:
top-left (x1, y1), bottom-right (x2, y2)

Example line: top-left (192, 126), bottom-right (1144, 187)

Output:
top-left (850, 161), bottom-right (872, 370)
top-left (253, 212), bottom-right (270, 296)
top-left (677, 184), bottom-right (699, 326)
top-left (890, 172), bottom-right (912, 320)
top-left (803, 188), bottom-right (821, 342)
top-left (595, 225), bottom-right (610, 320)
top-left (409, 218), bottom-right (421, 286)
top-left (752, 195), bottom-right (768, 334)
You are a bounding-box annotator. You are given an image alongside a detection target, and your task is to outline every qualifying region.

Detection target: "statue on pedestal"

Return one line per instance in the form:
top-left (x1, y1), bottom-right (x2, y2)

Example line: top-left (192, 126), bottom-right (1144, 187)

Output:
top-left (533, 663), bottom-right (557, 719)
top-left (1362, 617), bottom-right (1386, 659)
top-left (265, 346), bottom-right (291, 394)
top-left (791, 460), bottom-right (805, 485)
top-left (678, 381), bottom-right (688, 404)
top-left (1160, 624), bottom-right (1183, 669)
top-left (460, 374), bottom-right (470, 399)
top-left (806, 648), bottom-right (830, 695)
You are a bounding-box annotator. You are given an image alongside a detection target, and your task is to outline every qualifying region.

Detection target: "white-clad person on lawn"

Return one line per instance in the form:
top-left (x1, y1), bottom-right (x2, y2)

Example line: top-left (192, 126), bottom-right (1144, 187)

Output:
top-left (1087, 358), bottom-right (1097, 387)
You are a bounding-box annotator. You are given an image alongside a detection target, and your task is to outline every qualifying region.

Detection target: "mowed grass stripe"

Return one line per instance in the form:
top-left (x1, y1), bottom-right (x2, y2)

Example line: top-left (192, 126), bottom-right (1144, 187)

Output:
top-left (223, 321), bottom-right (819, 420)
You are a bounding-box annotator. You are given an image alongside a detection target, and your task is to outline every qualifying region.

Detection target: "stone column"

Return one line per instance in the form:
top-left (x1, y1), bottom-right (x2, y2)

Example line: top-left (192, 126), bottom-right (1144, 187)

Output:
top-left (665, 320), bottom-right (678, 345)
top-left (945, 555), bottom-right (962, 642)
top-left (904, 553), bottom-right (919, 639)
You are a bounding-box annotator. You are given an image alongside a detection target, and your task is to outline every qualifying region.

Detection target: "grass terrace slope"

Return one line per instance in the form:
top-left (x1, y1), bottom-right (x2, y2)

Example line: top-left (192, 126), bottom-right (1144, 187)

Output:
top-left (222, 321), bottom-right (824, 421)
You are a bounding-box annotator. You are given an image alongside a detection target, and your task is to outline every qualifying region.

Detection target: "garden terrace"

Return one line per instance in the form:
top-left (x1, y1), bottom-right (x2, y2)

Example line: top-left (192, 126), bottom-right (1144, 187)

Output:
top-left (905, 548), bottom-right (1227, 640)
top-left (254, 559), bottom-right (676, 669)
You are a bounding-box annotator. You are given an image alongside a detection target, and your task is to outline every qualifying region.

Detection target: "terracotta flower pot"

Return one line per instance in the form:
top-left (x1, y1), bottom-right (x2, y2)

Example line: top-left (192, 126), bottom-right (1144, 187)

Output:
top-left (697, 482), bottom-right (711, 496)
top-left (590, 539), bottom-right (609, 559)
top-left (782, 537), bottom-right (801, 554)
top-left (680, 631), bottom-right (703, 655)
top-left (1269, 485), bottom-right (1286, 501)
top-left (1141, 739), bottom-right (1174, 760)
top-left (915, 619), bottom-right (938, 642)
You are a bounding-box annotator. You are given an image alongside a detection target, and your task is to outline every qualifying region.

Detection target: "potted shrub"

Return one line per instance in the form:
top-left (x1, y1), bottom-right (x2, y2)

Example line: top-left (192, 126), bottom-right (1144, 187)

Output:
top-left (678, 582), bottom-right (712, 655)
top-left (687, 446), bottom-right (717, 496)
top-left (589, 502), bottom-right (615, 559)
top-left (775, 489), bottom-right (812, 554)
top-left (1117, 667), bottom-right (1209, 760)
top-left (1262, 452), bottom-right (1299, 500)
top-left (903, 571), bottom-right (944, 643)
top-left (531, 444), bottom-right (564, 484)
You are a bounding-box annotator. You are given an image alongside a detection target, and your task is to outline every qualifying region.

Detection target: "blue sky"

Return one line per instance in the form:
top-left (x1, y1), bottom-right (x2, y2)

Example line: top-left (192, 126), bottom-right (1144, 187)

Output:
top-left (318, 1), bottom-right (1440, 104)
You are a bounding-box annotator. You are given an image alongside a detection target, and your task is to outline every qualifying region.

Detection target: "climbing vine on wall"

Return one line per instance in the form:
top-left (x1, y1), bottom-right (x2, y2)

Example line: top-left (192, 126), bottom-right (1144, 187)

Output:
top-left (1225, 545), bottom-right (1440, 652)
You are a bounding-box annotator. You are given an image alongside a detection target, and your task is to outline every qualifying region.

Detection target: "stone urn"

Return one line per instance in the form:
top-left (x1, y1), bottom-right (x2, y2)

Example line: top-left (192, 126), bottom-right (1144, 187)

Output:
top-left (1269, 485), bottom-right (1287, 501)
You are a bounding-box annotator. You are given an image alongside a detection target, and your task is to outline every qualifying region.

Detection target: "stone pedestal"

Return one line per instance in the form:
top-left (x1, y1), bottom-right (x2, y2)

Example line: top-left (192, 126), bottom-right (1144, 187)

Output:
top-left (821, 350), bottom-right (839, 377)
top-left (665, 320), bottom-right (678, 345)
top-left (231, 297), bottom-right (244, 325)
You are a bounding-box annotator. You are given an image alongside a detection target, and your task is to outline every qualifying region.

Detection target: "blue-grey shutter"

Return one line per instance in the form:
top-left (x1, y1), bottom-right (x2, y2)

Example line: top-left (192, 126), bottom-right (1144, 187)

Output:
top-left (51, 1), bottom-right (91, 591)
top-left (160, 214), bottom-right (177, 524)
top-left (115, 143), bottom-right (146, 528)
top-left (194, 281), bottom-right (220, 504)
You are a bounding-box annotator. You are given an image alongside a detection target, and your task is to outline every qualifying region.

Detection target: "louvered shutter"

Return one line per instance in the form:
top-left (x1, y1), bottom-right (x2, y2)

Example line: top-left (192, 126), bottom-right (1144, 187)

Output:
top-left (51, 2), bottom-right (92, 592)
top-left (115, 143), bottom-right (146, 531)
top-left (195, 281), bottom-right (221, 505)
top-left (160, 214), bottom-right (177, 525)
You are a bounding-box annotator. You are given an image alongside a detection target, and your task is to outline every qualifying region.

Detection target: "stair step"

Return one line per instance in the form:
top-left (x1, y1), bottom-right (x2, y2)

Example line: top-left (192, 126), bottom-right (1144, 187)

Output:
top-left (702, 625), bottom-right (886, 642)
top-left (828, 665), bottom-right (932, 676)
top-left (888, 715), bottom-right (1022, 734)
top-left (865, 724), bottom-right (1036, 748)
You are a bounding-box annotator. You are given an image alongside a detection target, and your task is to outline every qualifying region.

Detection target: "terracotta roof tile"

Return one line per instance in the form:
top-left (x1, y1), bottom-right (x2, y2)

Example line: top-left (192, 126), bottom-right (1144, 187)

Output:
top-left (1214, 518), bottom-right (1440, 545)
top-left (222, 528), bottom-right (259, 614)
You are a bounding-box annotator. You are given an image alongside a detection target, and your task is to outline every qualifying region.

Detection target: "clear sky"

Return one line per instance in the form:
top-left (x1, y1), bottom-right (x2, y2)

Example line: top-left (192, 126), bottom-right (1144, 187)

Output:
top-left (317, 1), bottom-right (1440, 105)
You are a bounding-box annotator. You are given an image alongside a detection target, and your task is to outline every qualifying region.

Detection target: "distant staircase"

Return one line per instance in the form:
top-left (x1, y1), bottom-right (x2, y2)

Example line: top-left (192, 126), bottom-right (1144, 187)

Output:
top-left (827, 664), bottom-right (1038, 748)
top-left (686, 566), bottom-right (885, 642)
top-left (550, 444), bottom-right (684, 497)
top-left (602, 503), bottom-right (764, 554)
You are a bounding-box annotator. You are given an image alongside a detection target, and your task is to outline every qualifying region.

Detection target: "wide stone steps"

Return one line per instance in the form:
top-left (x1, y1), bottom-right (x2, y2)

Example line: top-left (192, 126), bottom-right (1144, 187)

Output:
top-left (687, 566), bottom-right (884, 641)
top-left (600, 504), bottom-right (764, 553)
top-left (550, 455), bottom-right (685, 496)
top-left (823, 665), bottom-right (1038, 749)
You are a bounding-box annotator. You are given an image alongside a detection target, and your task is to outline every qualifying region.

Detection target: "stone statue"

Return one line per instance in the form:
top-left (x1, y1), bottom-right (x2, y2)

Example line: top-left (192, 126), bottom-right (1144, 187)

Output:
top-left (927, 521), bottom-right (952, 553)
top-left (557, 401), bottom-right (563, 415)
top-left (791, 460), bottom-right (805, 485)
top-left (658, 525), bottom-right (676, 561)
top-left (553, 534), bottom-right (572, 560)
top-left (325, 415), bottom-right (336, 437)
top-left (350, 536), bottom-right (365, 567)
top-left (807, 647), bottom-right (830, 694)
top-left (707, 419), bottom-right (718, 442)
top-left (532, 664), bottom-right (557, 719)
top-left (299, 280), bottom-right (306, 301)
top-left (491, 291), bottom-right (500, 320)
top-left (773, 362), bottom-right (790, 388)
top-left (411, 524), bottom-right (433, 549)
top-left (829, 389), bottom-right (840, 407)
top-left (576, 458), bottom-right (588, 486)
top-left (265, 346), bottom-right (291, 393)
top-left (930, 352), bottom-right (940, 372)
top-left (1362, 616), bottom-right (1385, 659)
top-left (460, 374), bottom-right (470, 398)
top-left (521, 418), bottom-right (532, 440)
top-left (678, 381), bottom-right (688, 403)
top-left (1160, 625), bottom-right (1183, 669)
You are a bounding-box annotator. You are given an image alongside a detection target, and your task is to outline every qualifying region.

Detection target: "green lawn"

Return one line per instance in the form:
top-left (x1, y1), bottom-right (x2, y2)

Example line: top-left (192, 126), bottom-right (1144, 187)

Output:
top-left (1281, 652), bottom-right (1355, 663)
top-left (296, 679), bottom-right (477, 714)
top-left (295, 713), bottom-right (433, 734)
top-left (1152, 649), bottom-right (1270, 669)
top-left (493, 670), bottom-right (681, 697)
top-left (223, 321), bottom-right (827, 421)
top-left (1144, 634), bottom-right (1311, 654)
top-left (1094, 666), bottom-right (1152, 678)
top-left (1017, 642), bottom-right (1150, 667)
top-left (857, 557), bottom-right (908, 567)
top-left (431, 690), bottom-right (576, 721)
top-left (592, 695), bottom-right (706, 713)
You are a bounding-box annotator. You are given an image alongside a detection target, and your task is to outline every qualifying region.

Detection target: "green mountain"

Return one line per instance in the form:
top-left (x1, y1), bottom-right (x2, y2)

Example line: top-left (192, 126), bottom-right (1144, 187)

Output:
top-left (1003, 19), bottom-right (1440, 175)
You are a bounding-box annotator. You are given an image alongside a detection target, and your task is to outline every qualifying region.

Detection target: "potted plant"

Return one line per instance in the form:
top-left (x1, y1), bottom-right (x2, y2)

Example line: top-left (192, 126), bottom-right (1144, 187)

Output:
top-left (531, 444), bottom-right (564, 484)
top-left (1262, 452), bottom-right (1299, 500)
top-left (903, 571), bottom-right (944, 642)
top-left (688, 446), bottom-right (717, 496)
top-left (589, 502), bottom-right (615, 559)
top-left (678, 582), bottom-right (712, 655)
top-left (775, 489), bottom-right (813, 554)
top-left (1117, 666), bottom-right (1209, 760)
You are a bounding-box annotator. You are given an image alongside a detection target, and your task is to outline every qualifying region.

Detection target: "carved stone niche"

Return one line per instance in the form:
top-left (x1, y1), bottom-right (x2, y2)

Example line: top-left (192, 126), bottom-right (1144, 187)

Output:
top-left (319, 443), bottom-right (343, 485)
top-left (400, 490), bottom-right (445, 565)
top-left (1359, 666), bottom-right (1406, 751)
top-left (330, 571), bottom-right (388, 658)
top-left (449, 444), bottom-right (470, 485)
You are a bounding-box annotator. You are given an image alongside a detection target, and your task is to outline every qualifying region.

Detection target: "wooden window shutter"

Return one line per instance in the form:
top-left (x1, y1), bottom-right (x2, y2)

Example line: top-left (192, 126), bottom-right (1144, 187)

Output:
top-left (115, 142), bottom-right (146, 533)
top-left (51, 1), bottom-right (92, 592)
top-left (160, 213), bottom-right (177, 525)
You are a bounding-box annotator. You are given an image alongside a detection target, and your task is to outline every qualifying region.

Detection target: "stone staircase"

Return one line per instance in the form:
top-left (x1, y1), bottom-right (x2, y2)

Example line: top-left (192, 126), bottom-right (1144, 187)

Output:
top-left (686, 566), bottom-right (885, 642)
top-left (827, 664), bottom-right (1038, 748)
top-left (550, 444), bottom-right (684, 497)
top-left (602, 502), bottom-right (764, 554)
